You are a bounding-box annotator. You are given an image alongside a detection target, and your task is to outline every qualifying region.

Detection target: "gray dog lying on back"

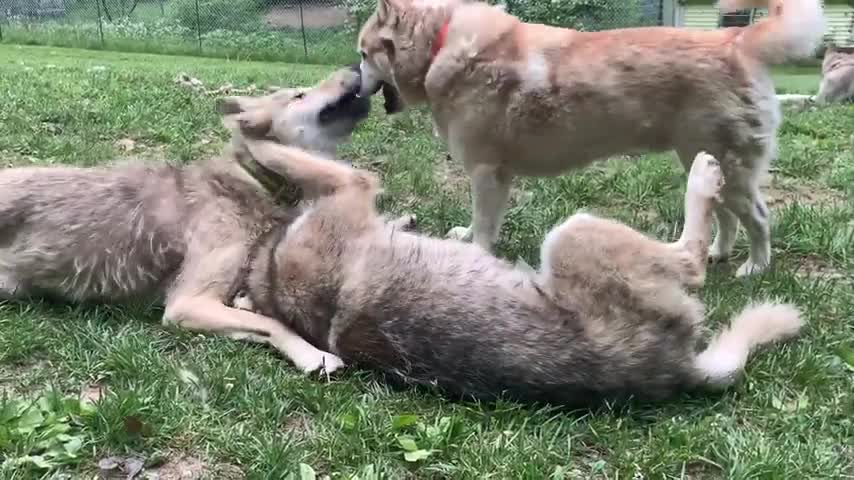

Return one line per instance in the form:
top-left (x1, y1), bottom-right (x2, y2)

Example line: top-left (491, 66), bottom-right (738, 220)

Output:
top-left (0, 66), bottom-right (379, 374)
top-left (229, 128), bottom-right (803, 406)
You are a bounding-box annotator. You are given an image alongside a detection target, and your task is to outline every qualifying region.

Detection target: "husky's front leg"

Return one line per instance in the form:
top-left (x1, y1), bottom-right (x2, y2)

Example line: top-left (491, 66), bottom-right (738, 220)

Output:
top-left (164, 295), bottom-right (345, 374)
top-left (448, 164), bottom-right (513, 250)
top-left (165, 245), bottom-right (345, 375)
top-left (242, 139), bottom-right (374, 199)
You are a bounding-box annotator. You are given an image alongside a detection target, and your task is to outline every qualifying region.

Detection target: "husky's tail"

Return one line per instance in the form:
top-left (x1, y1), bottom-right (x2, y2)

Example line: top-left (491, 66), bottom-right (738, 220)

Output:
top-left (718, 0), bottom-right (825, 64)
top-left (694, 302), bottom-right (803, 388)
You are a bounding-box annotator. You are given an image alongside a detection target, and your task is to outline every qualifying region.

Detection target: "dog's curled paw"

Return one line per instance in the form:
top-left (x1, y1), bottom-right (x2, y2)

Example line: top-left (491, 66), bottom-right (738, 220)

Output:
top-left (689, 152), bottom-right (725, 202)
top-left (445, 225), bottom-right (473, 242)
top-left (296, 352), bottom-right (346, 376)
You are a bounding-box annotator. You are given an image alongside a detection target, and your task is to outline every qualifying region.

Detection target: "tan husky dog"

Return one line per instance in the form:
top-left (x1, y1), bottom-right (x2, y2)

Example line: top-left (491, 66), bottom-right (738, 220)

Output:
top-left (230, 136), bottom-right (803, 405)
top-left (356, 0), bottom-right (825, 277)
top-left (0, 66), bottom-right (374, 374)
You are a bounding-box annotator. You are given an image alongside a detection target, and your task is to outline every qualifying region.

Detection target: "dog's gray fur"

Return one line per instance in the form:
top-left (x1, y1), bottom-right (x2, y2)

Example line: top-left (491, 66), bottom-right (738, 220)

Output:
top-left (0, 66), bottom-right (374, 374)
top-left (816, 46), bottom-right (854, 104)
top-left (235, 140), bottom-right (803, 406)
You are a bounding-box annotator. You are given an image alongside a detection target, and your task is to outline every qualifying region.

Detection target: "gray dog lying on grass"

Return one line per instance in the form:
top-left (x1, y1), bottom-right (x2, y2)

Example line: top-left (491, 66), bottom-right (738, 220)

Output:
top-left (0, 65), bottom-right (385, 374)
top-left (817, 46), bottom-right (854, 104)
top-left (228, 130), bottom-right (803, 405)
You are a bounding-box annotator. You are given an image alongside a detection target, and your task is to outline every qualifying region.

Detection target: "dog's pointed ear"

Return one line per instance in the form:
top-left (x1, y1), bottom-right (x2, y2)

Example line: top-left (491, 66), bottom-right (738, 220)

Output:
top-left (222, 108), bottom-right (273, 138)
top-left (377, 0), bottom-right (404, 22)
top-left (217, 96), bottom-right (247, 115)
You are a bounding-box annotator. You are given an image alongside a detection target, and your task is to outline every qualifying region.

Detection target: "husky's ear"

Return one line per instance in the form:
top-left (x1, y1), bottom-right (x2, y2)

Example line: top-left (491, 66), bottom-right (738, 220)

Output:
top-left (377, 0), bottom-right (404, 22)
top-left (217, 96), bottom-right (255, 115)
top-left (222, 108), bottom-right (273, 138)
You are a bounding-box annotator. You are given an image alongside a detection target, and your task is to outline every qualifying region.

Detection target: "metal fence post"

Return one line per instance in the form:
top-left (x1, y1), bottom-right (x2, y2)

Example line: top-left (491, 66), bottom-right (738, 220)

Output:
top-left (661, 0), bottom-right (675, 26)
top-left (194, 0), bottom-right (202, 53)
top-left (96, 0), bottom-right (105, 45)
top-left (298, 0), bottom-right (308, 61)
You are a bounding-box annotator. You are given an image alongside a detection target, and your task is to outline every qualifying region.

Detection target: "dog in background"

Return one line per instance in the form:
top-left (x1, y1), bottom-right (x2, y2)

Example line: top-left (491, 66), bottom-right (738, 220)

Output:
top-left (229, 135), bottom-right (803, 405)
top-left (0, 66), bottom-right (375, 374)
top-left (356, 0), bottom-right (825, 277)
top-left (816, 46), bottom-right (854, 104)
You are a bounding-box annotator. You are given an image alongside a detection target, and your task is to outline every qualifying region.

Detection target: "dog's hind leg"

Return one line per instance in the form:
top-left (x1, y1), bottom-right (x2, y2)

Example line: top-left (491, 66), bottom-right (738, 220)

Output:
top-left (677, 148), bottom-right (738, 264)
top-left (667, 152), bottom-right (726, 287)
top-left (719, 152), bottom-right (772, 278)
top-left (540, 153), bottom-right (723, 290)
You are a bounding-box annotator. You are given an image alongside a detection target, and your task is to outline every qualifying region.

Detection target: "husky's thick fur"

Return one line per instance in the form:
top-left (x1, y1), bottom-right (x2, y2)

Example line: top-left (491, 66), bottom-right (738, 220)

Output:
top-left (0, 66), bottom-right (374, 374)
top-left (356, 0), bottom-right (825, 277)
top-left (816, 46), bottom-right (854, 104)
top-left (234, 138), bottom-right (802, 405)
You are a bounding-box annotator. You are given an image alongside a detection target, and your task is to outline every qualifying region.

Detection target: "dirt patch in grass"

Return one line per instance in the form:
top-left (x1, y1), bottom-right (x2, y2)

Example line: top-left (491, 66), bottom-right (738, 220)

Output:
top-left (793, 255), bottom-right (849, 283)
top-left (433, 153), bottom-right (468, 198)
top-left (761, 175), bottom-right (846, 208)
top-left (145, 455), bottom-right (207, 479)
top-left (98, 454), bottom-right (243, 480)
top-left (282, 414), bottom-right (315, 441)
top-left (0, 360), bottom-right (49, 396)
top-left (264, 6), bottom-right (349, 29)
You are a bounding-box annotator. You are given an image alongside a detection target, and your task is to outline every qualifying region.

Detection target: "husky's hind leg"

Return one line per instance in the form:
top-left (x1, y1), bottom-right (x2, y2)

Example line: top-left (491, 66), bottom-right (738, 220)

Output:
top-left (540, 152), bottom-right (723, 291)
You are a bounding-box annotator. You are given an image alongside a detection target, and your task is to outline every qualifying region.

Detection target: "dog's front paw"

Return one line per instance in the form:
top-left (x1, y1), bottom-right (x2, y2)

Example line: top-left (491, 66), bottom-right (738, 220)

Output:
top-left (295, 351), bottom-right (346, 376)
top-left (735, 259), bottom-right (769, 278)
top-left (446, 225), bottom-right (473, 242)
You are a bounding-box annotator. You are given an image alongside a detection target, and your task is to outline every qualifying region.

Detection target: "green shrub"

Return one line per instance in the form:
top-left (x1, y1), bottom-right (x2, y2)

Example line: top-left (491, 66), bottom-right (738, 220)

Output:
top-left (342, 0), bottom-right (375, 31)
top-left (505, 0), bottom-right (646, 31)
top-left (342, 0), bottom-right (651, 33)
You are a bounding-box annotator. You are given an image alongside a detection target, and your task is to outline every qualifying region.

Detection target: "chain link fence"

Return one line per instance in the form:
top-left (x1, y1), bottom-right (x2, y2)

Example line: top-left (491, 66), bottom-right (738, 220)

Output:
top-left (0, 0), bottom-right (664, 64)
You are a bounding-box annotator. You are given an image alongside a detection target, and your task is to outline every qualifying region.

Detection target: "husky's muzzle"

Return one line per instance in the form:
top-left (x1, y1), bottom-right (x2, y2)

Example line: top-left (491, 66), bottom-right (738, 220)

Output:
top-left (318, 64), bottom-right (372, 125)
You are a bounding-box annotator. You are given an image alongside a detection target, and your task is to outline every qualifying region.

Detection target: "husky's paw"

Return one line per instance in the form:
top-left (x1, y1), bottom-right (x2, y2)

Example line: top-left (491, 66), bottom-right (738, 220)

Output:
top-left (296, 351), bottom-right (346, 376)
top-left (446, 225), bottom-right (473, 242)
top-left (688, 152), bottom-right (725, 202)
top-left (735, 259), bottom-right (768, 278)
top-left (707, 246), bottom-right (730, 264)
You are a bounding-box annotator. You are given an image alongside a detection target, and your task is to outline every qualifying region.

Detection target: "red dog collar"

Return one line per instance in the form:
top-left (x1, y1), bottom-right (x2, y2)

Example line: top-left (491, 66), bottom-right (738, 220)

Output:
top-left (430, 20), bottom-right (450, 63)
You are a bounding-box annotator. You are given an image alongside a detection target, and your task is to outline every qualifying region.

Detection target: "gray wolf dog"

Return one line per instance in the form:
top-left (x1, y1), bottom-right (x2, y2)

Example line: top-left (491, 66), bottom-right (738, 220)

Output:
top-left (356, 0), bottom-right (825, 277)
top-left (0, 65), bottom-right (375, 374)
top-left (816, 46), bottom-right (854, 104)
top-left (232, 137), bottom-right (802, 405)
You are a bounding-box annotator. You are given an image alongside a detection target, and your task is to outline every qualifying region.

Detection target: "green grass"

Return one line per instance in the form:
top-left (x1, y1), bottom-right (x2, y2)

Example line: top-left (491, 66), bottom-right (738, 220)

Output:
top-left (1, 45), bottom-right (853, 479)
top-left (0, 10), bottom-right (356, 65)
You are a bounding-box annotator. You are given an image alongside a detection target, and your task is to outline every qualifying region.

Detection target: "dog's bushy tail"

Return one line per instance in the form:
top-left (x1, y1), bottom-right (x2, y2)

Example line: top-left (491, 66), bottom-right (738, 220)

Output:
top-left (694, 302), bottom-right (803, 388)
top-left (718, 0), bottom-right (825, 64)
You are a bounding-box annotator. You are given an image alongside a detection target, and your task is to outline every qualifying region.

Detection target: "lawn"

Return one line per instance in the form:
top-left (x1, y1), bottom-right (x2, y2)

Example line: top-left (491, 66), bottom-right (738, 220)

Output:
top-left (0, 45), bottom-right (852, 479)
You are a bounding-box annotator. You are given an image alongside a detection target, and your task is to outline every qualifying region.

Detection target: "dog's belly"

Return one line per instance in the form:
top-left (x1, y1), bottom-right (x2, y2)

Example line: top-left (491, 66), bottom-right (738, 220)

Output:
top-left (332, 238), bottom-right (696, 405)
top-left (455, 103), bottom-right (674, 176)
